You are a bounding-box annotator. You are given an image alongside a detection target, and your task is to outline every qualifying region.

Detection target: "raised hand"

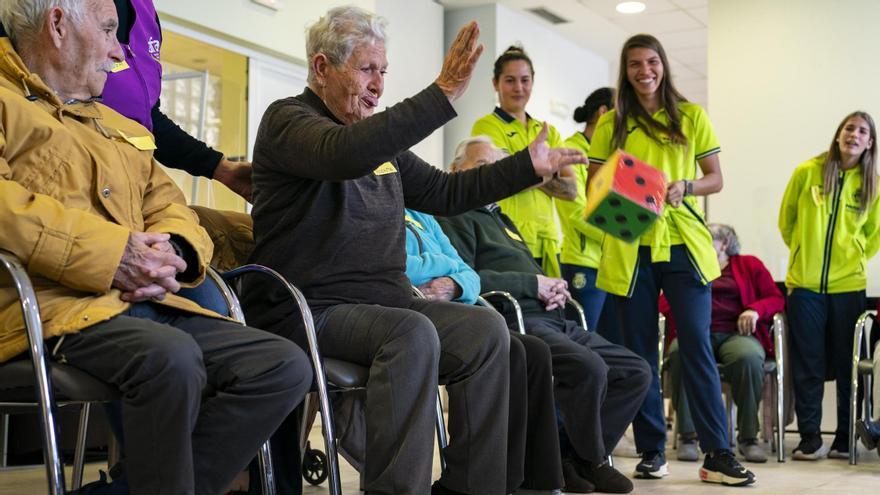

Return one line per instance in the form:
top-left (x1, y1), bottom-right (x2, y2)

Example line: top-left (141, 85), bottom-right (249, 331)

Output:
top-left (528, 122), bottom-right (588, 177)
top-left (435, 21), bottom-right (484, 102)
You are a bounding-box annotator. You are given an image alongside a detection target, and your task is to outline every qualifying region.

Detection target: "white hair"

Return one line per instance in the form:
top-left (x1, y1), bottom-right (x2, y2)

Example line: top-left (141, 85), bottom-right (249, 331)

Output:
top-left (450, 135), bottom-right (498, 169)
top-left (0, 0), bottom-right (88, 48)
top-left (709, 223), bottom-right (741, 256)
top-left (306, 6), bottom-right (387, 85)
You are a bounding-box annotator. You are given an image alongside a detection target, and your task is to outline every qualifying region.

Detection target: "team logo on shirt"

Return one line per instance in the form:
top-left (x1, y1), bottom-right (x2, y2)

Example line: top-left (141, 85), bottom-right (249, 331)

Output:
top-left (147, 37), bottom-right (161, 60)
top-left (506, 131), bottom-right (517, 138)
top-left (572, 272), bottom-right (587, 290)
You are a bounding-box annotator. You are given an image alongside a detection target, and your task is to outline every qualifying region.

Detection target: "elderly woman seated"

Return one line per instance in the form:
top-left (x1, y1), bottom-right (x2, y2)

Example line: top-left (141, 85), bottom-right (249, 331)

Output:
top-left (662, 224), bottom-right (784, 463)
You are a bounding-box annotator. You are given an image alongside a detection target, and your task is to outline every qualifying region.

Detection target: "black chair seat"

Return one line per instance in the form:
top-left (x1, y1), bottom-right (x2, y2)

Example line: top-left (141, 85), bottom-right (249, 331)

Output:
top-left (0, 360), bottom-right (119, 403)
top-left (717, 359), bottom-right (777, 381)
top-left (323, 358), bottom-right (369, 389)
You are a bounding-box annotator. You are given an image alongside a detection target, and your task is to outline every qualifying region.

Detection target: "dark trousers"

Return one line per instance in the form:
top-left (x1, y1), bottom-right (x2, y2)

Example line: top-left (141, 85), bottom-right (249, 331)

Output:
top-left (508, 332), bottom-right (563, 491)
top-left (787, 288), bottom-right (866, 436)
top-left (54, 303), bottom-right (311, 495)
top-left (269, 299), bottom-right (510, 495)
top-left (668, 333), bottom-right (766, 439)
top-left (521, 315), bottom-right (651, 463)
top-left (613, 245), bottom-right (729, 454)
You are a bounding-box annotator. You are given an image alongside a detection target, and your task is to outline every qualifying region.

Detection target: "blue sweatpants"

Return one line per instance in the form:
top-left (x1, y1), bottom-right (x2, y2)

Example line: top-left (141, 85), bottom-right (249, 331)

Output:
top-left (612, 245), bottom-right (729, 454)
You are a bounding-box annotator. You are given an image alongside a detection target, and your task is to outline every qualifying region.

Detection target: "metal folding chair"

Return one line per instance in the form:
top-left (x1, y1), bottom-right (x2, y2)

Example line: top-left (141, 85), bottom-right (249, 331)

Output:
top-left (850, 310), bottom-right (876, 465)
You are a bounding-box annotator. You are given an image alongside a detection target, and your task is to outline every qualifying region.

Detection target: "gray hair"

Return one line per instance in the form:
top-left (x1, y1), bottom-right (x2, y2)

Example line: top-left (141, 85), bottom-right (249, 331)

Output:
top-left (450, 135), bottom-right (496, 169)
top-left (0, 0), bottom-right (87, 48)
top-left (709, 223), bottom-right (741, 256)
top-left (306, 6), bottom-right (387, 85)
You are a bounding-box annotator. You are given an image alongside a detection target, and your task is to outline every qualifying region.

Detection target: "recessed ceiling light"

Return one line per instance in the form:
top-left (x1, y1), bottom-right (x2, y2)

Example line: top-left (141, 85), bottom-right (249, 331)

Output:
top-left (616, 1), bottom-right (646, 14)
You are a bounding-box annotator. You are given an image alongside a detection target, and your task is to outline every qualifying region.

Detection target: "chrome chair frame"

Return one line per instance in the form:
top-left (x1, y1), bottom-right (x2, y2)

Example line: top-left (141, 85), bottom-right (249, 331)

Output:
top-left (849, 310), bottom-right (876, 465)
top-left (662, 311), bottom-right (786, 462)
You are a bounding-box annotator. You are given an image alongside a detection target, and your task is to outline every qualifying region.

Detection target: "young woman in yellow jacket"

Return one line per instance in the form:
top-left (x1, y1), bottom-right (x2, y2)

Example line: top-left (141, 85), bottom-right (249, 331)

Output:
top-left (556, 87), bottom-right (616, 335)
top-left (588, 34), bottom-right (755, 486)
top-left (778, 111), bottom-right (880, 460)
top-left (471, 45), bottom-right (574, 278)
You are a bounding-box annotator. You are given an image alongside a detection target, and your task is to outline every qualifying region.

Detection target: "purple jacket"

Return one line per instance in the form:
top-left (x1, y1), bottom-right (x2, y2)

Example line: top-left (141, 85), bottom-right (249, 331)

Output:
top-left (101, 0), bottom-right (162, 131)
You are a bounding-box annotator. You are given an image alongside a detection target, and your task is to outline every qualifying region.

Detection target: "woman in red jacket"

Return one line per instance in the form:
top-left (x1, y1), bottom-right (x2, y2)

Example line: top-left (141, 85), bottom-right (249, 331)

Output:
top-left (661, 224), bottom-right (784, 464)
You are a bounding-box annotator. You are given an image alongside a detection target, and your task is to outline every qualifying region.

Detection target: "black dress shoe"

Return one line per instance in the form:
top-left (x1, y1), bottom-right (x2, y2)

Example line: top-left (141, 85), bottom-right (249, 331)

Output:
top-left (431, 481), bottom-right (468, 495)
top-left (856, 419), bottom-right (880, 450)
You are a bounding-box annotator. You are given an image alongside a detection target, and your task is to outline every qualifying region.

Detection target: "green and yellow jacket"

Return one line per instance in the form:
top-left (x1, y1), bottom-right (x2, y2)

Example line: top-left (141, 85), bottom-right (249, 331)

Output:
top-left (779, 155), bottom-right (880, 293)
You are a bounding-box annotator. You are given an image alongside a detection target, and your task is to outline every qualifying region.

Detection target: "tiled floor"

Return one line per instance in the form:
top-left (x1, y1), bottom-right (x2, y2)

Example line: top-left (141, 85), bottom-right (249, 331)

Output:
top-left (3, 427), bottom-right (877, 494)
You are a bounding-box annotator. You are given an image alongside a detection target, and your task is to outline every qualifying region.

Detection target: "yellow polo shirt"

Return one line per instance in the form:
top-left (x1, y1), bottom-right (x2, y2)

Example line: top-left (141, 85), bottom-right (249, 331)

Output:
top-left (587, 102), bottom-right (721, 296)
top-left (472, 107), bottom-right (564, 277)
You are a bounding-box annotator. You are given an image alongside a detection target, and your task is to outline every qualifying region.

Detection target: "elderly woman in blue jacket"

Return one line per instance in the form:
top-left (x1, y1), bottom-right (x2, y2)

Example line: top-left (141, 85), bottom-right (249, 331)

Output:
top-left (404, 208), bottom-right (614, 494)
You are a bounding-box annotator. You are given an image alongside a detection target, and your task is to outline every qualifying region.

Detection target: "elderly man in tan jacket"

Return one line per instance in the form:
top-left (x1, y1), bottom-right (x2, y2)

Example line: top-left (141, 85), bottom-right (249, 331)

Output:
top-left (0, 1), bottom-right (311, 494)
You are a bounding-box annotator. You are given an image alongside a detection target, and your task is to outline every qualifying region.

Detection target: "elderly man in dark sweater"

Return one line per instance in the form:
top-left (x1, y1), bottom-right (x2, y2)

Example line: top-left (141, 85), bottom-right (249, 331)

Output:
top-left (244, 7), bottom-right (586, 495)
top-left (438, 137), bottom-right (652, 494)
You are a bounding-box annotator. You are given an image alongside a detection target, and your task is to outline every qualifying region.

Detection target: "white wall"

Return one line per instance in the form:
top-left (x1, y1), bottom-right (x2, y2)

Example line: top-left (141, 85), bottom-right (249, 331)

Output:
top-left (444, 4), bottom-right (610, 168)
top-left (375, 0), bottom-right (445, 166)
top-left (154, 0), bottom-right (375, 62)
top-left (708, 0), bottom-right (880, 294)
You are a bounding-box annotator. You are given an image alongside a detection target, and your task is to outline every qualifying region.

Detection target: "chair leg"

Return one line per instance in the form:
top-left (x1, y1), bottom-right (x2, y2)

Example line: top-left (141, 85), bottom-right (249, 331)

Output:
top-left (0, 413), bottom-right (8, 468)
top-left (258, 441), bottom-right (277, 495)
top-left (71, 403), bottom-right (91, 491)
top-left (435, 388), bottom-right (448, 473)
top-left (775, 369), bottom-right (785, 462)
top-left (725, 392), bottom-right (736, 449)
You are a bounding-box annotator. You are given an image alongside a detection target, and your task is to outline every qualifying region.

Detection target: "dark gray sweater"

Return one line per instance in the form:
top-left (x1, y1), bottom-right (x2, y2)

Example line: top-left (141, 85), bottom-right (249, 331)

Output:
top-left (247, 84), bottom-right (542, 323)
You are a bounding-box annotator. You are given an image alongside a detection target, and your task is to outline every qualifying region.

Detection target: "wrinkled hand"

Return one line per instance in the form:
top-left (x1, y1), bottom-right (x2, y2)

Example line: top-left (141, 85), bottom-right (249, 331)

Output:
top-left (666, 180), bottom-right (685, 208)
top-left (113, 232), bottom-right (187, 303)
top-left (737, 309), bottom-right (759, 336)
top-left (435, 21), bottom-right (484, 103)
top-left (213, 158), bottom-right (253, 202)
top-left (528, 123), bottom-right (588, 177)
top-left (418, 277), bottom-right (461, 302)
top-left (536, 275), bottom-right (570, 311)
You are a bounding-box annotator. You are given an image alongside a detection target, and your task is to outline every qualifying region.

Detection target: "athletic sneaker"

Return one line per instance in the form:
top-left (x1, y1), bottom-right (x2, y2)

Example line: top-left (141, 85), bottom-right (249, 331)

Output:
top-left (699, 449), bottom-right (756, 486)
top-left (737, 438), bottom-right (767, 463)
top-left (792, 434), bottom-right (824, 460)
top-left (677, 437), bottom-right (699, 462)
top-left (827, 435), bottom-right (850, 459)
top-left (633, 450), bottom-right (668, 479)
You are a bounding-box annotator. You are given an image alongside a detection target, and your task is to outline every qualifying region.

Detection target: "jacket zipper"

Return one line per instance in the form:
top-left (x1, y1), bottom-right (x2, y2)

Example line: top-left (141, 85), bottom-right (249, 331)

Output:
top-left (820, 173), bottom-right (845, 293)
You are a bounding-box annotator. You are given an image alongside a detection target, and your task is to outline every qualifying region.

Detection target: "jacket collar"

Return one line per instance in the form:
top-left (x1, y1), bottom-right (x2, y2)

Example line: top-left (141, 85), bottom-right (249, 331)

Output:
top-left (301, 86), bottom-right (346, 125)
top-left (493, 106), bottom-right (534, 125)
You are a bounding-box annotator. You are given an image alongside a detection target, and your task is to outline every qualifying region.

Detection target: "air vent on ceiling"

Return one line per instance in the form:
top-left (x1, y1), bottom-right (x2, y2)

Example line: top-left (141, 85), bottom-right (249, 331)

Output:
top-left (526, 6), bottom-right (570, 25)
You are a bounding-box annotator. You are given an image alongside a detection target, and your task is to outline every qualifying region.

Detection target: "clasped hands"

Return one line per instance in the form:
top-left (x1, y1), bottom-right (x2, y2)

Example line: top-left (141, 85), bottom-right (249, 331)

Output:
top-left (536, 275), bottom-right (572, 311)
top-left (112, 232), bottom-right (187, 303)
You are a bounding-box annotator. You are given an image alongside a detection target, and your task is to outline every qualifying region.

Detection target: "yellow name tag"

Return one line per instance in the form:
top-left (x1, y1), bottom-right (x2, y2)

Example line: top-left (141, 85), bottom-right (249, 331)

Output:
top-left (505, 228), bottom-right (523, 242)
top-left (118, 130), bottom-right (157, 151)
top-left (404, 215), bottom-right (424, 230)
top-left (373, 162), bottom-right (397, 176)
top-left (110, 60), bottom-right (130, 73)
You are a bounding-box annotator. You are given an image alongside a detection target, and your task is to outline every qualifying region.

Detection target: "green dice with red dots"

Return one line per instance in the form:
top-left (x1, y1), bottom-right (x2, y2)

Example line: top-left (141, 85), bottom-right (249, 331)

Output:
top-left (583, 150), bottom-right (667, 242)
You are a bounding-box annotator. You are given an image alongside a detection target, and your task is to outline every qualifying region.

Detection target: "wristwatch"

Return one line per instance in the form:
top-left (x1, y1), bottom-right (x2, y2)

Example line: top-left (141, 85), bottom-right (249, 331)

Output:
top-left (683, 180), bottom-right (694, 197)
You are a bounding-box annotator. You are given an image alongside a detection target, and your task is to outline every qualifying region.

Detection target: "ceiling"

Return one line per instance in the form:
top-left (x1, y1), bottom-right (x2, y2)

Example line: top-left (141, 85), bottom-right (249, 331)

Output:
top-left (438, 0), bottom-right (708, 107)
